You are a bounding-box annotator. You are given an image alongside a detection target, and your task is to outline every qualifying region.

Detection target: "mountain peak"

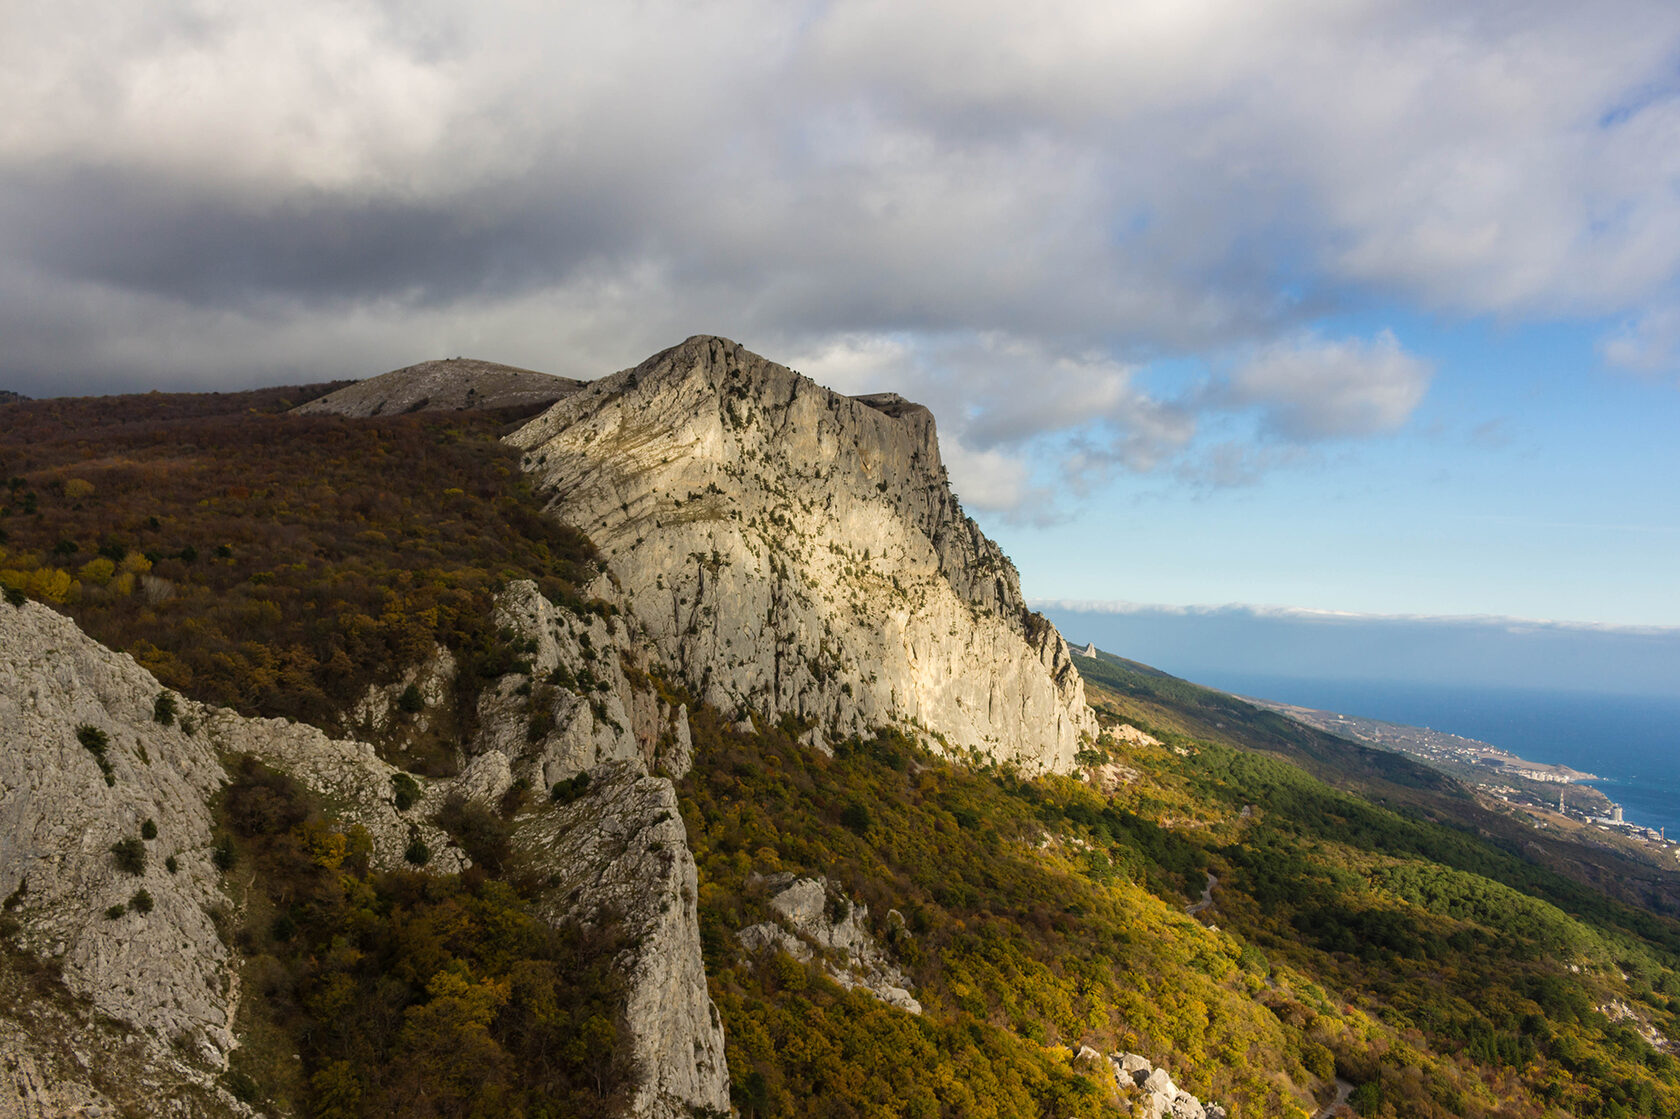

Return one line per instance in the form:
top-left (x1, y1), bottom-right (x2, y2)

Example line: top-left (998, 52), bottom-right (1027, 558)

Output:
top-left (295, 357), bottom-right (585, 417)
top-left (509, 337), bottom-right (1094, 769)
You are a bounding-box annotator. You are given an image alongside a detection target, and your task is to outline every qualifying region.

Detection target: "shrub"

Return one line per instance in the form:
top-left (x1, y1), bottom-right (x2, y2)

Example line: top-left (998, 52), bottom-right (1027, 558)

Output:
top-left (165, 855), bottom-right (179, 875)
top-left (111, 838), bottom-right (146, 875)
top-left (396, 683), bottom-right (425, 714)
top-left (104, 904), bottom-right (127, 920)
top-left (499, 778), bottom-right (531, 818)
top-left (141, 818), bottom-right (158, 840)
top-left (840, 801), bottom-right (872, 834)
top-left (550, 771), bottom-right (592, 805)
top-left (76, 724), bottom-right (114, 785)
top-left (434, 792), bottom-right (511, 873)
top-left (222, 756), bottom-right (309, 837)
top-left (404, 833), bottom-right (431, 866)
top-left (129, 889), bottom-right (154, 915)
top-left (391, 771), bottom-right (423, 812)
top-left (224, 1069), bottom-right (259, 1104)
top-left (4, 586), bottom-right (25, 607)
top-left (153, 692), bottom-right (177, 726)
top-left (212, 836), bottom-right (236, 871)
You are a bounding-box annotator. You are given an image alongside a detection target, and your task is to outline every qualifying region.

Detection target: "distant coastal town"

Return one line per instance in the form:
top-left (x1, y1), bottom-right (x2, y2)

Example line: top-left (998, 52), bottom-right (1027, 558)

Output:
top-left (1242, 695), bottom-right (1680, 860)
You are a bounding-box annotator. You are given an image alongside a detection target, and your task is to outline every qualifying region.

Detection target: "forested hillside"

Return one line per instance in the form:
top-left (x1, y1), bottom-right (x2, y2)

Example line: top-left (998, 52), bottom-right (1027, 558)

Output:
top-left (0, 387), bottom-right (598, 768)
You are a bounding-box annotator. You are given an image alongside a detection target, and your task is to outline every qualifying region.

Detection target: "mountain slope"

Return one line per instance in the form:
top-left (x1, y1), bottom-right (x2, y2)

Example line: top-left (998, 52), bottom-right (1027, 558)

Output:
top-left (296, 357), bottom-right (585, 417)
top-left (509, 335), bottom-right (1095, 771)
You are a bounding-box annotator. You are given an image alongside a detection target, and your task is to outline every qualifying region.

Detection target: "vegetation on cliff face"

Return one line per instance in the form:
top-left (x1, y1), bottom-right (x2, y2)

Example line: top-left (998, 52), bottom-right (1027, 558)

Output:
top-left (215, 756), bottom-right (630, 1119)
top-left (0, 387), bottom-right (597, 767)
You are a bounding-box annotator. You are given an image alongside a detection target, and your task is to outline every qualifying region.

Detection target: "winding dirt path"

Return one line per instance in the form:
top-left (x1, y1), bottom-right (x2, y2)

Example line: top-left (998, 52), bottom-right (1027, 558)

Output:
top-left (1186, 872), bottom-right (1218, 915)
top-left (1314, 1079), bottom-right (1354, 1118)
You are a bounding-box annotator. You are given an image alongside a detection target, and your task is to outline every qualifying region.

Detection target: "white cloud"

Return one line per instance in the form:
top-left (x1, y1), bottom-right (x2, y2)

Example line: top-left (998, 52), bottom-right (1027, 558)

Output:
top-left (1601, 305), bottom-right (1680, 373)
top-left (939, 439), bottom-right (1047, 516)
top-left (1030, 598), bottom-right (1680, 636)
top-left (1223, 330), bottom-right (1434, 440)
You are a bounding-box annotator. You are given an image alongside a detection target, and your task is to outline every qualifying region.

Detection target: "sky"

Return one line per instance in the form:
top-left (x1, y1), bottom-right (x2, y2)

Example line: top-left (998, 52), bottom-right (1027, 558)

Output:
top-left (5, 1), bottom-right (1680, 638)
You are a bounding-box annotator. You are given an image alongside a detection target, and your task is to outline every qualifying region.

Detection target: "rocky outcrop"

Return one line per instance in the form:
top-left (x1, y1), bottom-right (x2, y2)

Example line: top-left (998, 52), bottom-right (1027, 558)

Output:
top-left (1, 579), bottom-right (725, 1119)
top-left (0, 599), bottom-right (236, 1066)
top-left (509, 335), bottom-right (1096, 772)
top-left (434, 578), bottom-right (729, 1118)
top-left (737, 875), bottom-right (921, 1014)
top-left (1109, 1052), bottom-right (1227, 1119)
top-left (295, 357), bottom-right (586, 417)
top-left (474, 579), bottom-right (694, 789)
top-left (520, 762), bottom-right (729, 1119)
top-left (197, 705), bottom-right (465, 874)
top-left (350, 644), bottom-right (458, 741)
top-left (0, 950), bottom-right (251, 1119)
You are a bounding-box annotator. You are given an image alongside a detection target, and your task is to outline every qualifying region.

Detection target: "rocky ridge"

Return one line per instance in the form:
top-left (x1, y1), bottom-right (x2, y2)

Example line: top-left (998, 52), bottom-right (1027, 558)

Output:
top-left (0, 577), bottom-right (728, 1119)
top-left (521, 762), bottom-right (730, 1118)
top-left (508, 335), bottom-right (1096, 772)
top-left (1, 335), bottom-right (1102, 1118)
top-left (294, 357), bottom-right (585, 417)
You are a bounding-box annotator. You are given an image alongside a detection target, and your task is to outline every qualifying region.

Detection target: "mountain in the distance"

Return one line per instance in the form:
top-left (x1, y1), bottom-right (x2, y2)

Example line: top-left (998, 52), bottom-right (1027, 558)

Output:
top-left (295, 356), bottom-right (585, 417)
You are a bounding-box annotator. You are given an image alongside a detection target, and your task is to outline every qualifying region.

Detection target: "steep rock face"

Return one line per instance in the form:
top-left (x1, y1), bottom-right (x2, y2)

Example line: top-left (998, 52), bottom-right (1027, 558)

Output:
top-left (463, 579), bottom-right (727, 1118)
top-left (521, 762), bottom-right (730, 1118)
top-left (295, 357), bottom-right (585, 417)
top-left (0, 600), bottom-right (235, 1064)
top-left (509, 335), bottom-right (1096, 771)
top-left (475, 579), bottom-right (694, 788)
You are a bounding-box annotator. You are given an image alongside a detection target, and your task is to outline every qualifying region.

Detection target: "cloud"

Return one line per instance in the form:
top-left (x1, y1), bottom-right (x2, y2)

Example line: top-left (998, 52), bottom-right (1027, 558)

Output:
top-left (1221, 330), bottom-right (1434, 440)
top-left (938, 439), bottom-right (1052, 518)
top-left (1601, 305), bottom-right (1680, 373)
top-left (4, 0), bottom-right (1680, 483)
top-left (1035, 598), bottom-right (1680, 695)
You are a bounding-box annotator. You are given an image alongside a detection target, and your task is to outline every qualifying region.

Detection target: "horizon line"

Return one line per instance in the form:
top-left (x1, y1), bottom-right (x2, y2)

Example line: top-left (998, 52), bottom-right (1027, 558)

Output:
top-left (1030, 598), bottom-right (1680, 637)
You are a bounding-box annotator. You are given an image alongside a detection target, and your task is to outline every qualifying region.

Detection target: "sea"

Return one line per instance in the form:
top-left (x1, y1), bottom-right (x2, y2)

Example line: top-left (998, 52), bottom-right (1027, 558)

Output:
top-left (1193, 673), bottom-right (1680, 839)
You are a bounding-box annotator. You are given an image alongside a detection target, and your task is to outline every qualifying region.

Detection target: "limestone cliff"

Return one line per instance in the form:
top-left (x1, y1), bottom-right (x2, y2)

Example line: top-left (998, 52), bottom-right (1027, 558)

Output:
top-left (521, 762), bottom-right (730, 1119)
top-left (508, 335), bottom-right (1096, 772)
top-left (0, 599), bottom-right (245, 1114)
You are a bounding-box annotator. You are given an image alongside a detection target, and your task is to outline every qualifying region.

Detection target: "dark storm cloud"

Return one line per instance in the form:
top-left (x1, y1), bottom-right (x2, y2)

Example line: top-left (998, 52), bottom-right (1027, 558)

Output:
top-left (5, 169), bottom-right (628, 306)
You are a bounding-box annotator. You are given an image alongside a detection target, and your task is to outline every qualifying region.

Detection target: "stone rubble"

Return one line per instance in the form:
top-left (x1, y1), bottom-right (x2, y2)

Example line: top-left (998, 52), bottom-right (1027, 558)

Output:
top-left (1108, 1051), bottom-right (1227, 1119)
